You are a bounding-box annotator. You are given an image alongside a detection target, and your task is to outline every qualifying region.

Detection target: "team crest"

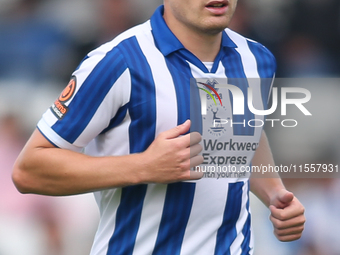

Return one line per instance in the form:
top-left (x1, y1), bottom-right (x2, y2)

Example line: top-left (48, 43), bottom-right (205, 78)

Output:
top-left (203, 104), bottom-right (228, 137)
top-left (205, 79), bottom-right (219, 92)
top-left (201, 79), bottom-right (228, 137)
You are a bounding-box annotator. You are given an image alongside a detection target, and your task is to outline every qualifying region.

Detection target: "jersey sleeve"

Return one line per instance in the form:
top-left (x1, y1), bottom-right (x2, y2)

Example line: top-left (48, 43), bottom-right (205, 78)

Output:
top-left (37, 45), bottom-right (131, 152)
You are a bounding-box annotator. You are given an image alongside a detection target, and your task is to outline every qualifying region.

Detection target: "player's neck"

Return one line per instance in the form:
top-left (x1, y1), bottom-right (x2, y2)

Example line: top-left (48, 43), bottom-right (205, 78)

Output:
top-left (164, 15), bottom-right (222, 62)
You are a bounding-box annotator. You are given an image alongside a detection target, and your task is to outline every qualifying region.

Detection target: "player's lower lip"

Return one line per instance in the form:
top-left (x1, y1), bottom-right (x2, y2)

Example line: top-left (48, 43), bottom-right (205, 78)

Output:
top-left (205, 5), bottom-right (228, 15)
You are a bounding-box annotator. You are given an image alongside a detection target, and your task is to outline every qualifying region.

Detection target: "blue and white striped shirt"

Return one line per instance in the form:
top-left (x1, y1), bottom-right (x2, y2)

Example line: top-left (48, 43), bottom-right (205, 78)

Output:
top-left (38, 5), bottom-right (276, 255)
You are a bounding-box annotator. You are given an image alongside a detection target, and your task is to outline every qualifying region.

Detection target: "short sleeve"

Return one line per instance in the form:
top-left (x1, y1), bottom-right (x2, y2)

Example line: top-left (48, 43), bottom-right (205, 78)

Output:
top-left (37, 45), bottom-right (131, 151)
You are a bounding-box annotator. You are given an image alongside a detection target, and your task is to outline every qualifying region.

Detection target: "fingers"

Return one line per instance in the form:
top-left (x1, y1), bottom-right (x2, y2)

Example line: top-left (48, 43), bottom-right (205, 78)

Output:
top-left (189, 132), bottom-right (202, 146)
top-left (173, 131), bottom-right (201, 149)
top-left (160, 120), bottom-right (191, 140)
top-left (271, 189), bottom-right (294, 209)
top-left (273, 222), bottom-right (305, 242)
top-left (159, 119), bottom-right (201, 149)
top-left (189, 143), bottom-right (202, 158)
top-left (270, 213), bottom-right (305, 231)
top-left (181, 140), bottom-right (203, 169)
top-left (269, 197), bottom-right (306, 242)
top-left (269, 200), bottom-right (305, 221)
top-left (277, 190), bottom-right (294, 205)
top-left (143, 120), bottom-right (204, 183)
top-left (189, 170), bottom-right (204, 180)
top-left (190, 155), bottom-right (204, 168)
top-left (274, 232), bottom-right (304, 242)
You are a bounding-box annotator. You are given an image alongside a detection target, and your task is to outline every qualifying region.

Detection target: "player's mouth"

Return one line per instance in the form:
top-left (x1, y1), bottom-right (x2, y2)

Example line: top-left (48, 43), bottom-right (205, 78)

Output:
top-left (205, 0), bottom-right (229, 15)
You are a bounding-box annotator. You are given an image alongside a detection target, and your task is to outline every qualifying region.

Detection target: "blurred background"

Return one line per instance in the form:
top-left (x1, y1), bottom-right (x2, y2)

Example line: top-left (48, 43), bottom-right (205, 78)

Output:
top-left (0, 0), bottom-right (339, 254)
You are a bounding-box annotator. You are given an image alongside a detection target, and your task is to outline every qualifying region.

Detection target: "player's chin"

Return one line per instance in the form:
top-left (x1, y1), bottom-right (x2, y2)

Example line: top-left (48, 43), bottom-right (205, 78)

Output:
top-left (202, 19), bottom-right (231, 33)
top-left (201, 24), bottom-right (228, 35)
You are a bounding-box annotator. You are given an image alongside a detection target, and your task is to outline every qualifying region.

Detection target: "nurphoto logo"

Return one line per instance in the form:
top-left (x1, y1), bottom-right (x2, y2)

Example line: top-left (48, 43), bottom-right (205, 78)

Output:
top-left (197, 80), bottom-right (312, 128)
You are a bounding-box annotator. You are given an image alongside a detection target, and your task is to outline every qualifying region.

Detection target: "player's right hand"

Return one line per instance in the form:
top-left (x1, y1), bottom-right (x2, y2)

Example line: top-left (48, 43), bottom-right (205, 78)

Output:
top-left (140, 120), bottom-right (204, 183)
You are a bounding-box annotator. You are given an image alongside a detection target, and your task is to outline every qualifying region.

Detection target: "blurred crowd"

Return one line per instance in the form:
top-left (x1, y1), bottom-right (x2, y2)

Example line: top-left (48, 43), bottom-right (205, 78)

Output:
top-left (0, 0), bottom-right (339, 254)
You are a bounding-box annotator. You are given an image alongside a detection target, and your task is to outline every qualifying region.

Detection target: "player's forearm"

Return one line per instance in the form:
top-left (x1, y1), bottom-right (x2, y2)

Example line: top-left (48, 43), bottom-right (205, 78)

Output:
top-left (12, 123), bottom-right (202, 196)
top-left (12, 130), bottom-right (146, 196)
top-left (250, 152), bottom-right (286, 207)
top-left (13, 149), bottom-right (145, 196)
top-left (250, 131), bottom-right (286, 206)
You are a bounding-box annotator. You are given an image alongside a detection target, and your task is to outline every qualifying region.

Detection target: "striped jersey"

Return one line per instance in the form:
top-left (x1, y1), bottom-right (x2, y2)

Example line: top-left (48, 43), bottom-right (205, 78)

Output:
top-left (37, 5), bottom-right (276, 255)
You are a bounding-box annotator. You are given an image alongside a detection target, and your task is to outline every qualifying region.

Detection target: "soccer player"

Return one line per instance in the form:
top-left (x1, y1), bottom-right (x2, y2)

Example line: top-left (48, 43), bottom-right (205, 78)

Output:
top-left (12, 0), bottom-right (305, 254)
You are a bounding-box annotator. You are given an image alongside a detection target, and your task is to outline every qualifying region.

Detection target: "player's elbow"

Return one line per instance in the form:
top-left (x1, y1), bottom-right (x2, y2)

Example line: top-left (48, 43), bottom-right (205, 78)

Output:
top-left (12, 160), bottom-right (36, 194)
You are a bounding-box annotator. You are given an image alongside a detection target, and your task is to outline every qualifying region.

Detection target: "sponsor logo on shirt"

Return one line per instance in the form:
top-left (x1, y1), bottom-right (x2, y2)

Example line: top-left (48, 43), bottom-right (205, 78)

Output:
top-left (50, 76), bottom-right (76, 119)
